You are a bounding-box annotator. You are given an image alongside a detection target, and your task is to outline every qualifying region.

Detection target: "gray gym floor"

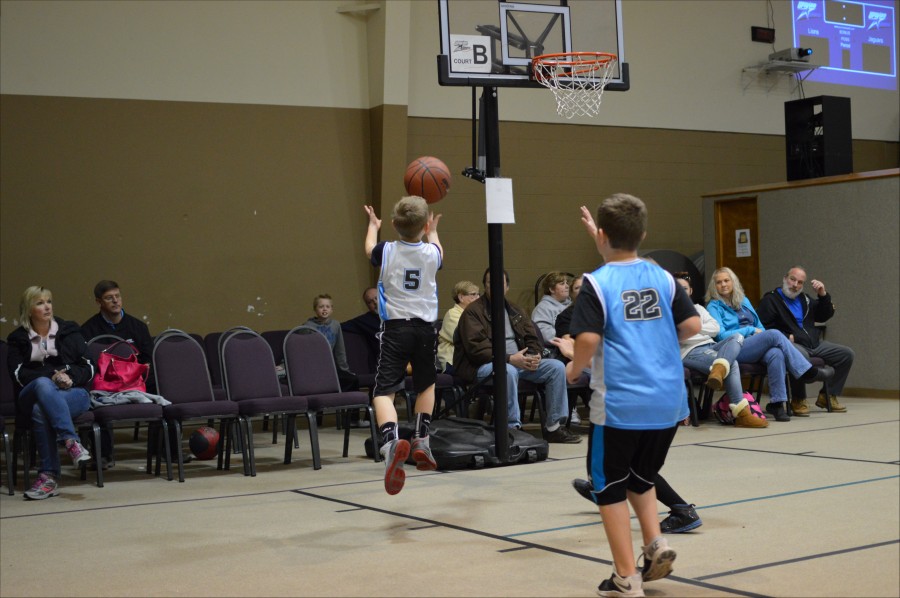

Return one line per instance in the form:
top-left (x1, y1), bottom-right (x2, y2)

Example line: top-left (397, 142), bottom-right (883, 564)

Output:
top-left (1, 396), bottom-right (898, 597)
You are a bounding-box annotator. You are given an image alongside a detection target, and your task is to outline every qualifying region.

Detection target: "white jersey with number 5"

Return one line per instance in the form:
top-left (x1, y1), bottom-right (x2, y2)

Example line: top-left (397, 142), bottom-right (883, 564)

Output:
top-left (371, 240), bottom-right (441, 322)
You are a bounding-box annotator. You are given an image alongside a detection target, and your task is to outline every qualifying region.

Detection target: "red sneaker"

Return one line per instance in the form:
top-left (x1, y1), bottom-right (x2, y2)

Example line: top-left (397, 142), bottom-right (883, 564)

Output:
top-left (379, 439), bottom-right (410, 495)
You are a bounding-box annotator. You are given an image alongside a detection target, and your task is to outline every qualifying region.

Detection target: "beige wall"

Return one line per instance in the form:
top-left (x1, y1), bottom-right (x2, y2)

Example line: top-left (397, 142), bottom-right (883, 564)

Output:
top-left (3, 1), bottom-right (898, 140)
top-left (0, 0), bottom-right (373, 108)
top-left (702, 171), bottom-right (900, 393)
top-left (0, 95), bottom-right (375, 336)
top-left (2, 95), bottom-right (898, 338)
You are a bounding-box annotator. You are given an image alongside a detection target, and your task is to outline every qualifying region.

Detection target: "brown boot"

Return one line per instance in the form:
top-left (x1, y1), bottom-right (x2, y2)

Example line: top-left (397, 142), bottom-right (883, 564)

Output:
top-left (706, 358), bottom-right (730, 391)
top-left (790, 399), bottom-right (810, 417)
top-left (734, 406), bottom-right (769, 428)
top-left (816, 392), bottom-right (847, 412)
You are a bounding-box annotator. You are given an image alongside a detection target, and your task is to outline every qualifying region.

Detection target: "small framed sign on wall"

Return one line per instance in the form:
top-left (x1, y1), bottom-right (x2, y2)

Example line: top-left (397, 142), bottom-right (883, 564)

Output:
top-left (736, 228), bottom-right (752, 257)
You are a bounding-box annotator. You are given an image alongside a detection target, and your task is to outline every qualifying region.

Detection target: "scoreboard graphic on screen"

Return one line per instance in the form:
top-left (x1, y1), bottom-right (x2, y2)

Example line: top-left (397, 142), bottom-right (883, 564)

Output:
top-left (792, 0), bottom-right (896, 90)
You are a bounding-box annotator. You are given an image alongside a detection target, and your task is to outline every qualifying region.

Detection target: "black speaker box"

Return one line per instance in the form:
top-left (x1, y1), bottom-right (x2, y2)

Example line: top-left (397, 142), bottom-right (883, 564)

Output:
top-left (784, 96), bottom-right (853, 181)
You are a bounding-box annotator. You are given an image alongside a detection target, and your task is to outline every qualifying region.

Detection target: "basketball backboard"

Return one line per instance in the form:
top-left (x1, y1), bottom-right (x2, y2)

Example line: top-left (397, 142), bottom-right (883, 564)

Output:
top-left (438, 0), bottom-right (628, 90)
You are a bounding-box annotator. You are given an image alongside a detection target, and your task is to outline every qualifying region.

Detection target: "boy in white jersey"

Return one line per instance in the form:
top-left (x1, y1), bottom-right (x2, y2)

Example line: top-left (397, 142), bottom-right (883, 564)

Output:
top-left (562, 194), bottom-right (699, 597)
top-left (364, 196), bottom-right (443, 495)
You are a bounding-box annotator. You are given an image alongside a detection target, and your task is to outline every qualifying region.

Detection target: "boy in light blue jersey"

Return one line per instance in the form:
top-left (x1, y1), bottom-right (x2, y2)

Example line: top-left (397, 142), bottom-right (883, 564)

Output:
top-left (560, 195), bottom-right (700, 597)
top-left (364, 196), bottom-right (443, 495)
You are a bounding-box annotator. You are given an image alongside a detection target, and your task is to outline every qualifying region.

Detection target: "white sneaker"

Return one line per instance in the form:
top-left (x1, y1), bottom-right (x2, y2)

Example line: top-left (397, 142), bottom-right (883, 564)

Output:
top-left (597, 571), bottom-right (643, 597)
top-left (570, 409), bottom-right (582, 425)
top-left (639, 536), bottom-right (677, 582)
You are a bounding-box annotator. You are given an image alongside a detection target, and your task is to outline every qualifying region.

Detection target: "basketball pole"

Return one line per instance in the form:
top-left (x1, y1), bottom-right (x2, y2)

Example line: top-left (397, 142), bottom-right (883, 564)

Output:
top-left (480, 86), bottom-right (510, 463)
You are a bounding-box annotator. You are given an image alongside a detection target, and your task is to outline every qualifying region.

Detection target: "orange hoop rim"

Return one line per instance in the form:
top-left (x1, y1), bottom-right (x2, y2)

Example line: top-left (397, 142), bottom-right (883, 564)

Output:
top-left (532, 51), bottom-right (617, 67)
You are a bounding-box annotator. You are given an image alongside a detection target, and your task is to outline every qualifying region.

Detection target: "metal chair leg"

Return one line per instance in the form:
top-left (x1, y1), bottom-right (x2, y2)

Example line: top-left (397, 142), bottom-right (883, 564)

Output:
top-left (306, 412), bottom-right (321, 470)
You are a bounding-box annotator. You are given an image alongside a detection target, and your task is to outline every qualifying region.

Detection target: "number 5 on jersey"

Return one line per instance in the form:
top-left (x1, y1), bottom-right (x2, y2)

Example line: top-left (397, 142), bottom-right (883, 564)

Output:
top-left (404, 269), bottom-right (421, 290)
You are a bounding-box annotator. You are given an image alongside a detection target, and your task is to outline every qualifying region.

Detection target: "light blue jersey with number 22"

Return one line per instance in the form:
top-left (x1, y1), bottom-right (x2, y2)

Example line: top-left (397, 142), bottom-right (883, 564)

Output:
top-left (585, 260), bottom-right (688, 429)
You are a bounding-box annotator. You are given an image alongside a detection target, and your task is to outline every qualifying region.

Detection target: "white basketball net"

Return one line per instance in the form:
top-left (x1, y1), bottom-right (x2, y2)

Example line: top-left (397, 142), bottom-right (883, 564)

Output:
top-left (532, 52), bottom-right (618, 119)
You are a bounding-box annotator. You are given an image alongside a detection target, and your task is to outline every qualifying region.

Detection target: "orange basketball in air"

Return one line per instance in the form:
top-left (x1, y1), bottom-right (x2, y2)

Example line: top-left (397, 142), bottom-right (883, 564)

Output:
top-left (403, 156), bottom-right (451, 204)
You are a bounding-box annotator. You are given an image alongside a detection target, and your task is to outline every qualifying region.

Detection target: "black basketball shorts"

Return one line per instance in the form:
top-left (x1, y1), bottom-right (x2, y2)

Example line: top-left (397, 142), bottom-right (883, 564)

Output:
top-left (586, 424), bottom-right (678, 506)
top-left (373, 319), bottom-right (437, 397)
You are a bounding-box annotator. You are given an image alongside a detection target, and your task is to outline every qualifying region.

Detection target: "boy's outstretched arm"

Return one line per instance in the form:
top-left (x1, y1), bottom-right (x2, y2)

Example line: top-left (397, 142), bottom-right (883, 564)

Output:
top-left (364, 205), bottom-right (381, 258)
top-left (426, 211), bottom-right (444, 258)
top-left (564, 332), bottom-right (600, 384)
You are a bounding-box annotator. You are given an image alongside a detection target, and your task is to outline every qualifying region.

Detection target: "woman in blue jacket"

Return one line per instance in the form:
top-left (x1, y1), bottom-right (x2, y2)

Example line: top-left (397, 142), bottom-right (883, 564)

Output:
top-left (705, 268), bottom-right (831, 422)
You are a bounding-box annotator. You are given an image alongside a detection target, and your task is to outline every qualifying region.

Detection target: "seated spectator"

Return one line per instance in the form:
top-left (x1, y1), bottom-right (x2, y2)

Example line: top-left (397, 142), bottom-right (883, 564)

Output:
top-left (453, 268), bottom-right (581, 444)
top-left (340, 287), bottom-right (381, 358)
top-left (7, 286), bottom-right (94, 500)
top-left (436, 280), bottom-right (479, 373)
top-left (341, 287), bottom-right (381, 427)
top-left (81, 280), bottom-right (153, 370)
top-left (300, 294), bottom-right (358, 392)
top-left (757, 266), bottom-right (854, 413)
top-left (551, 274), bottom-right (584, 425)
top-left (82, 279), bottom-right (154, 468)
top-left (705, 267), bottom-right (833, 422)
top-left (673, 272), bottom-right (766, 428)
top-left (531, 271), bottom-right (571, 342)
top-left (553, 275), bottom-right (582, 348)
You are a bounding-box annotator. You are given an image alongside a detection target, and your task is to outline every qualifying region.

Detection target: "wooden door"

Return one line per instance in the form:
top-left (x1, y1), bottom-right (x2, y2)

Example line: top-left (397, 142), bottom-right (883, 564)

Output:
top-left (714, 197), bottom-right (761, 304)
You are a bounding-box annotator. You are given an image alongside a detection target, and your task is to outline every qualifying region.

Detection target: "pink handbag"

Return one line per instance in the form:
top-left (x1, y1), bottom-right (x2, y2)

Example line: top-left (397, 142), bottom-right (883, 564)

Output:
top-left (91, 341), bottom-right (149, 393)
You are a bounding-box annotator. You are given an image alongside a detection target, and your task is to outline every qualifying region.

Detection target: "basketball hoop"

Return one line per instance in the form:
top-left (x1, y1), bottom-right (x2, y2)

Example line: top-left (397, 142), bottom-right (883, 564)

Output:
top-left (531, 52), bottom-right (618, 119)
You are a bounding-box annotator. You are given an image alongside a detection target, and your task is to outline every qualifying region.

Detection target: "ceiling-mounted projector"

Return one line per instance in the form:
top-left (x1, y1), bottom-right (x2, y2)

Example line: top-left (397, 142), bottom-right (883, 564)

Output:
top-left (768, 47), bottom-right (813, 62)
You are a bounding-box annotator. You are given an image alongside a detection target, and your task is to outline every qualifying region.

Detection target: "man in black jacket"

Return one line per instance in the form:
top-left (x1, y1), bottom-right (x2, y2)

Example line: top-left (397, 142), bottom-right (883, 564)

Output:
top-left (757, 266), bottom-right (854, 413)
top-left (81, 280), bottom-right (153, 361)
top-left (340, 287), bottom-right (381, 357)
top-left (339, 287), bottom-right (380, 427)
top-left (82, 280), bottom-right (155, 467)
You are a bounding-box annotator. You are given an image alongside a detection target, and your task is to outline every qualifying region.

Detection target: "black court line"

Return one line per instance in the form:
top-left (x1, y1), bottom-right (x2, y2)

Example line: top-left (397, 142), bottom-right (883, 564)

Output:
top-left (0, 462), bottom-right (544, 521)
top-left (546, 418), bottom-right (900, 465)
top-left (509, 474), bottom-right (898, 538)
top-left (696, 539), bottom-right (899, 581)
top-left (698, 443), bottom-right (899, 466)
top-left (0, 488), bottom-right (296, 519)
top-left (498, 546), bottom-right (532, 553)
top-left (690, 419), bottom-right (900, 446)
top-left (291, 489), bottom-right (767, 598)
top-left (0, 472), bottom-right (448, 520)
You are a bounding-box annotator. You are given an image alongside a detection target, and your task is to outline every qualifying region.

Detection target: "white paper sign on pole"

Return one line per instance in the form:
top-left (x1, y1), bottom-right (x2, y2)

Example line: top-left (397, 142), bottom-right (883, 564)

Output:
top-left (486, 178), bottom-right (515, 224)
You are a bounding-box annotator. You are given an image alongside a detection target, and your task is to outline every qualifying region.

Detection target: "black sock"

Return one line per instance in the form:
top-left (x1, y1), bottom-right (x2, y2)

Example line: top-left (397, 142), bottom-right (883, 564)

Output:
top-left (414, 412), bottom-right (431, 439)
top-left (379, 421), bottom-right (398, 444)
top-left (655, 474), bottom-right (686, 508)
